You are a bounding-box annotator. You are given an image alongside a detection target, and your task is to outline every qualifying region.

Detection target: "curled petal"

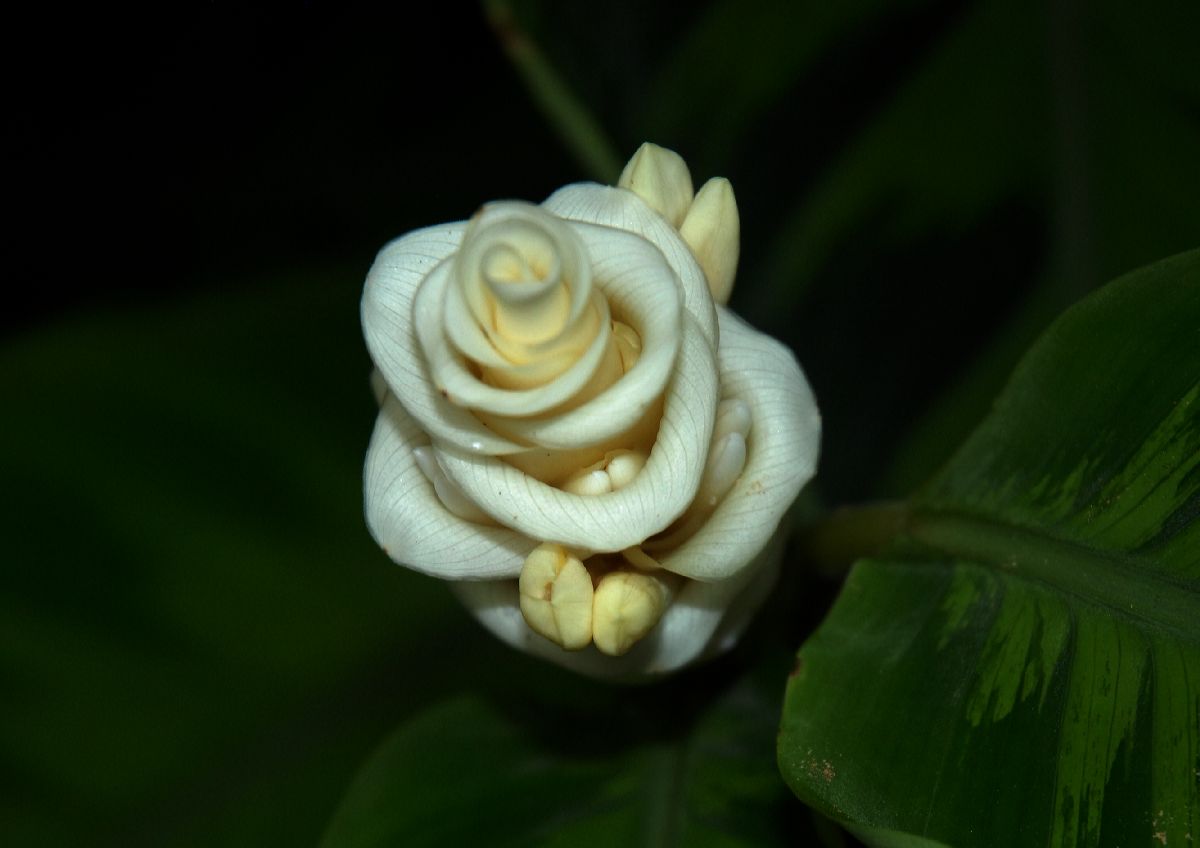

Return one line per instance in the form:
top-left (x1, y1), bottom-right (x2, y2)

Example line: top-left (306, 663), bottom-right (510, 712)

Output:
top-left (655, 307), bottom-right (820, 581)
top-left (453, 202), bottom-right (594, 352)
top-left (482, 223), bottom-right (683, 449)
top-left (543, 183), bottom-right (718, 350)
top-left (413, 259), bottom-right (616, 418)
top-left (361, 224), bottom-right (527, 456)
top-left (435, 315), bottom-right (719, 553)
top-left (364, 394), bottom-right (534, 579)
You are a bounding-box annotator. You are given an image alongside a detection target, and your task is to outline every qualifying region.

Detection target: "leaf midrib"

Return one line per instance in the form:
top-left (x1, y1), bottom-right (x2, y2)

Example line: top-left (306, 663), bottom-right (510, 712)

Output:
top-left (902, 508), bottom-right (1200, 643)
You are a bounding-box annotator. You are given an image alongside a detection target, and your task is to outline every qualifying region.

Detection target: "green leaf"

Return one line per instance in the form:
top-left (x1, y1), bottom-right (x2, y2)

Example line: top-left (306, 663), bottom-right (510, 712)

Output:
top-left (321, 653), bottom-right (820, 848)
top-left (779, 249), bottom-right (1200, 847)
top-left (783, 0), bottom-right (1200, 497)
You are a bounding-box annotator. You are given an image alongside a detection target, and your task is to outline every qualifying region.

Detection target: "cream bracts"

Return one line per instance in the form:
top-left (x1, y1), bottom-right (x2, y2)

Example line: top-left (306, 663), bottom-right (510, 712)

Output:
top-left (362, 143), bottom-right (820, 679)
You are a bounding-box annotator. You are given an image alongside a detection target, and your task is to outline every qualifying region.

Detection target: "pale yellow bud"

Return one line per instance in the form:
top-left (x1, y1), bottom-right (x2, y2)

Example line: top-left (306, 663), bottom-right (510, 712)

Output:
top-left (714, 397), bottom-right (752, 442)
top-left (560, 466), bottom-right (611, 496)
top-left (605, 449), bottom-right (645, 489)
top-left (618, 143), bottom-right (695, 228)
top-left (680, 177), bottom-right (740, 305)
top-left (519, 543), bottom-right (594, 650)
top-left (698, 432), bottom-right (747, 508)
top-left (561, 449), bottom-right (647, 495)
top-left (592, 569), bottom-right (669, 656)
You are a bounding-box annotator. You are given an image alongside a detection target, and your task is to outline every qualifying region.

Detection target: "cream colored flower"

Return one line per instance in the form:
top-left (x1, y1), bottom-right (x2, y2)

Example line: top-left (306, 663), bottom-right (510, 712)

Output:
top-left (362, 143), bottom-right (820, 680)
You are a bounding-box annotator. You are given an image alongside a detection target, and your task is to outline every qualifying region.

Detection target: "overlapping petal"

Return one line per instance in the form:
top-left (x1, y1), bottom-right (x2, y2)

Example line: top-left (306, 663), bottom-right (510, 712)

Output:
top-left (412, 257), bottom-right (614, 419)
top-left (654, 308), bottom-right (820, 580)
top-left (435, 223), bottom-right (687, 451)
top-left (543, 183), bottom-right (718, 349)
top-left (434, 315), bottom-right (718, 552)
top-left (364, 393), bottom-right (534, 578)
top-left (362, 224), bottom-right (526, 455)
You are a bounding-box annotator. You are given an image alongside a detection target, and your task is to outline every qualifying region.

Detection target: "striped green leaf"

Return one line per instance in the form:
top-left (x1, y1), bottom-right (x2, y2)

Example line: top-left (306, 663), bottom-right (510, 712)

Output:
top-left (779, 249), bottom-right (1200, 847)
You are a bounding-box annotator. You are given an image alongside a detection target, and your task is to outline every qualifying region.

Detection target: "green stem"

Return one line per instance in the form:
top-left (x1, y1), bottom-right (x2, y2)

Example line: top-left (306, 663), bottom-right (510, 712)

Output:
top-left (483, 0), bottom-right (623, 183)
top-left (799, 501), bottom-right (911, 577)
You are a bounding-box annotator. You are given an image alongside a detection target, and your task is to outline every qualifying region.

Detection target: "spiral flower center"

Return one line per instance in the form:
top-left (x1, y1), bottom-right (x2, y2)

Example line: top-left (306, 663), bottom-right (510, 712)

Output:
top-left (412, 201), bottom-right (664, 489)
top-left (449, 205), bottom-right (605, 392)
top-left (482, 243), bottom-right (569, 345)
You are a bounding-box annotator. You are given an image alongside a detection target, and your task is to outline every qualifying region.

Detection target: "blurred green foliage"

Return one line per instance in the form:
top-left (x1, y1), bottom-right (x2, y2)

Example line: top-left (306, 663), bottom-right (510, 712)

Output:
top-left (3, 1), bottom-right (1199, 845)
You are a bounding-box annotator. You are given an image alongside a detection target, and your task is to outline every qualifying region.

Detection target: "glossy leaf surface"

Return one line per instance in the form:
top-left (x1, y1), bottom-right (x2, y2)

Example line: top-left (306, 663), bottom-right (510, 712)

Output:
top-left (779, 250), bottom-right (1200, 847)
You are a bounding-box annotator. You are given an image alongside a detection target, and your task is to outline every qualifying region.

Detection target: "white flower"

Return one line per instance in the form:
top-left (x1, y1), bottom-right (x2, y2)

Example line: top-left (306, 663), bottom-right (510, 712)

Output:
top-left (362, 143), bottom-right (820, 680)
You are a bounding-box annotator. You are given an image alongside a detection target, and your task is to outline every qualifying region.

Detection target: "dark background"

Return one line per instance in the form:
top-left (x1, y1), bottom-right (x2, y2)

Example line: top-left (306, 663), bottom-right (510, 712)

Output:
top-left (13, 1), bottom-right (1198, 505)
top-left (8, 0), bottom-right (1022, 513)
top-left (7, 5), bottom-right (575, 335)
top-left (4, 2), bottom-right (1198, 845)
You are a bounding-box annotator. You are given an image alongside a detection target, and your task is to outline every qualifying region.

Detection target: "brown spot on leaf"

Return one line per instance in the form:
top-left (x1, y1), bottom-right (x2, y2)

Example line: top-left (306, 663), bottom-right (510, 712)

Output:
top-left (801, 750), bottom-right (837, 784)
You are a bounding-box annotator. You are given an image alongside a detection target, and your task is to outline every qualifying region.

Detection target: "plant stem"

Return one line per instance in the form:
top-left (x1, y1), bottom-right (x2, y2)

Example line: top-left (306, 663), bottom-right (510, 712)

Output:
top-left (483, 0), bottom-right (623, 183)
top-left (798, 501), bottom-right (911, 578)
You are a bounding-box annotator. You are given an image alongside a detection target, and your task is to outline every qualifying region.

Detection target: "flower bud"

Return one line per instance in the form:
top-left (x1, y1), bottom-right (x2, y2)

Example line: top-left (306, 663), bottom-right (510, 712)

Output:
top-left (680, 177), bottom-right (740, 305)
top-left (518, 543), bottom-right (594, 650)
top-left (618, 142), bottom-right (695, 228)
top-left (561, 449), bottom-right (647, 495)
top-left (592, 569), bottom-right (672, 656)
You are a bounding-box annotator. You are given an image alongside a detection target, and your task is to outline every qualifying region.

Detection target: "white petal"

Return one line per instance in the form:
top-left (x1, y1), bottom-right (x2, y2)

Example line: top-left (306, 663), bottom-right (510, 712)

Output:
top-left (484, 223), bottom-right (683, 449)
top-left (364, 393), bottom-right (535, 579)
top-left (452, 532), bottom-right (782, 680)
top-left (543, 183), bottom-right (719, 350)
top-left (655, 307), bottom-right (820, 581)
top-left (361, 224), bottom-right (527, 456)
top-left (413, 259), bottom-right (615, 418)
top-left (435, 315), bottom-right (719, 552)
top-left (445, 201), bottom-right (598, 373)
